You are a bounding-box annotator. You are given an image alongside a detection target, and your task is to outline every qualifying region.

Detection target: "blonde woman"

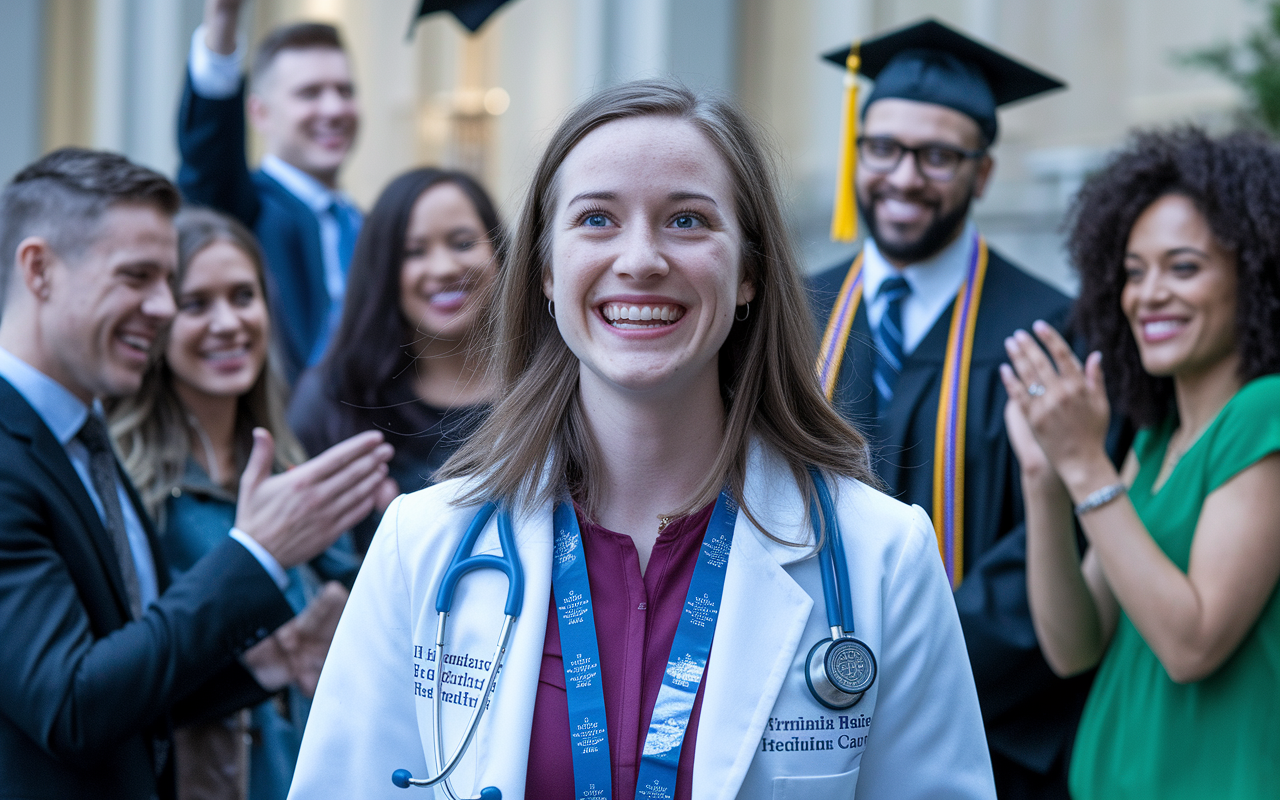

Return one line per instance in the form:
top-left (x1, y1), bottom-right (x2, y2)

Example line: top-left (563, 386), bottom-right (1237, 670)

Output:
top-left (111, 207), bottom-right (394, 799)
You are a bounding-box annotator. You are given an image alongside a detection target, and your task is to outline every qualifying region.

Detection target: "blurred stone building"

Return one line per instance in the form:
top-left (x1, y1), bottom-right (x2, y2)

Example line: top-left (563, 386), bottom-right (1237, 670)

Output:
top-left (3, 0), bottom-right (1260, 289)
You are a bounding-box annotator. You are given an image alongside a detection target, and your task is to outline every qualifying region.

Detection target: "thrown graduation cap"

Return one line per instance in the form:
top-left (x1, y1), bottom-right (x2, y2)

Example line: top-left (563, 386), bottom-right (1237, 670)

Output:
top-left (413, 0), bottom-right (515, 34)
top-left (820, 18), bottom-right (1065, 242)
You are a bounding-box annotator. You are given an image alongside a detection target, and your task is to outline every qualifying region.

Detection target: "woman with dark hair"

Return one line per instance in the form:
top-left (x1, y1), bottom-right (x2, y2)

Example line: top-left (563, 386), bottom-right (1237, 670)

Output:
top-left (290, 80), bottom-right (994, 800)
top-left (1002, 128), bottom-right (1280, 799)
top-left (110, 207), bottom-right (394, 800)
top-left (288, 168), bottom-right (502, 552)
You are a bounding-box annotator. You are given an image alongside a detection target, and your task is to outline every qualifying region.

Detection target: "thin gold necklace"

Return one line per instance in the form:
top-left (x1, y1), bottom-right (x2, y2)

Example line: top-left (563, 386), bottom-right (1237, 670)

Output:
top-left (1154, 417), bottom-right (1214, 491)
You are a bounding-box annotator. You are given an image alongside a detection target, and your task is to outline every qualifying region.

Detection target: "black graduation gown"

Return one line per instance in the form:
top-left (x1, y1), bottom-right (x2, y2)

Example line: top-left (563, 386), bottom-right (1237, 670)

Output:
top-left (810, 247), bottom-right (1092, 790)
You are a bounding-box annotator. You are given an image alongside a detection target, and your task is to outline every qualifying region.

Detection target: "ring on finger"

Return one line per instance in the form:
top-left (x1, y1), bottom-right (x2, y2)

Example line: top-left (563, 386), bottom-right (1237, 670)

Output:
top-left (1027, 383), bottom-right (1047, 397)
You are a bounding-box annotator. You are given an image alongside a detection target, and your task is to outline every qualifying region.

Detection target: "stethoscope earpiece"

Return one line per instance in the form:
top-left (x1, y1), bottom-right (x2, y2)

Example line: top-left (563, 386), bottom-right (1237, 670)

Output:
top-left (392, 769), bottom-right (502, 798)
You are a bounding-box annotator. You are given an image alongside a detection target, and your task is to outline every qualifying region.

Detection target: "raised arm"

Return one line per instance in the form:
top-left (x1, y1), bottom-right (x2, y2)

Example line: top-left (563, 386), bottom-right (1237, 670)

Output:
top-left (176, 0), bottom-right (260, 226)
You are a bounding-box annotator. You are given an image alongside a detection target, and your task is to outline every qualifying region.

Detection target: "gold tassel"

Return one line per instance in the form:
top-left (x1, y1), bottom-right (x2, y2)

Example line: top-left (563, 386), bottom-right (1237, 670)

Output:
top-left (830, 46), bottom-right (860, 243)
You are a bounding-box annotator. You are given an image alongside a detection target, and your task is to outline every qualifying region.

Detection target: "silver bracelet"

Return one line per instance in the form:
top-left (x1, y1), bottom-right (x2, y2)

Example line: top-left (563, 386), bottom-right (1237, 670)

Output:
top-left (1074, 483), bottom-right (1127, 516)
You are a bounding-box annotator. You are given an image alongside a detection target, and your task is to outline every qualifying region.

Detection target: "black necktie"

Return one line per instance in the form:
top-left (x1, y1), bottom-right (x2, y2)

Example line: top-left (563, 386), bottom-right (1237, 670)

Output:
top-left (76, 414), bottom-right (144, 618)
top-left (873, 275), bottom-right (912, 413)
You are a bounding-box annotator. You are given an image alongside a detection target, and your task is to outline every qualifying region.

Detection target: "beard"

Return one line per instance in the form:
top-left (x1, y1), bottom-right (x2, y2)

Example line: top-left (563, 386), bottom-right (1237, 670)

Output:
top-left (857, 187), bottom-right (974, 264)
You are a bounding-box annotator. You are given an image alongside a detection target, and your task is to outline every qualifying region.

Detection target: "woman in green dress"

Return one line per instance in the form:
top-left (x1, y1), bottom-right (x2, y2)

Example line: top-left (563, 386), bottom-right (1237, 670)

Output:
top-left (1001, 129), bottom-right (1280, 799)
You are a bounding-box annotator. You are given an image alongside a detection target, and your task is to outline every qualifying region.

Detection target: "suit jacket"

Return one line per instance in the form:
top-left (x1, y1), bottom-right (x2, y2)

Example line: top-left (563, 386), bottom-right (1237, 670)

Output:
top-left (810, 247), bottom-right (1093, 782)
top-left (176, 71), bottom-right (331, 384)
top-left (0, 379), bottom-right (294, 799)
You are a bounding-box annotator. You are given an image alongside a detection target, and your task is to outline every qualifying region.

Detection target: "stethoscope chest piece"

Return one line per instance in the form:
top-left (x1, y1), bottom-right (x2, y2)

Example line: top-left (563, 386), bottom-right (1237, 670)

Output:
top-left (805, 635), bottom-right (877, 710)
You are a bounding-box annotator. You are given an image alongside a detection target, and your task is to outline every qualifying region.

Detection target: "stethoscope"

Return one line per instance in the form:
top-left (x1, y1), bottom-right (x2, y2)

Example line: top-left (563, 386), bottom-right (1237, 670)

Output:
top-left (392, 471), bottom-right (876, 797)
top-left (392, 501), bottom-right (521, 799)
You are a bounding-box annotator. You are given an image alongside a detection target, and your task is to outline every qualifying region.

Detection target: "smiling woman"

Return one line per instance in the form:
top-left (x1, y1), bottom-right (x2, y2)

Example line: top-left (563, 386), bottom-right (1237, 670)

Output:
top-left (287, 168), bottom-right (502, 553)
top-left (1001, 128), bottom-right (1280, 799)
top-left (108, 207), bottom-right (388, 800)
top-left (289, 80), bottom-right (997, 800)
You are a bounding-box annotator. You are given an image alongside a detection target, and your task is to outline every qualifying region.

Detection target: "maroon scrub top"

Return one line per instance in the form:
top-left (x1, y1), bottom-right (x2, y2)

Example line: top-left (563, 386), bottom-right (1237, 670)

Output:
top-left (525, 502), bottom-right (716, 800)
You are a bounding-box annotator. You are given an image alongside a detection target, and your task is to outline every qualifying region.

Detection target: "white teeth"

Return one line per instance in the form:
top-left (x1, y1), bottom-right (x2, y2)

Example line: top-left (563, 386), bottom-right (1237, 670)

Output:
top-left (431, 290), bottom-right (469, 305)
top-left (204, 346), bottom-right (248, 361)
top-left (601, 303), bottom-right (685, 324)
top-left (1143, 320), bottom-right (1184, 337)
top-left (120, 335), bottom-right (150, 351)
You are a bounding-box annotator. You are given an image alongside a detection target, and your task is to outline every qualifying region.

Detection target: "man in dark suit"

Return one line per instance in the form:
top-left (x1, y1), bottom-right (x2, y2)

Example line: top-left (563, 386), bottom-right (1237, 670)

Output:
top-left (177, 0), bottom-right (361, 383)
top-left (811, 20), bottom-right (1088, 800)
top-left (0, 149), bottom-right (391, 799)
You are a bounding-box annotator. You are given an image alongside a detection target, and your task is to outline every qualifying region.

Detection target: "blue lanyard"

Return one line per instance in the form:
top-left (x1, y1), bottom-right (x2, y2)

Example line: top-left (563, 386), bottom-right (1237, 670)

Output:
top-left (551, 492), bottom-right (738, 800)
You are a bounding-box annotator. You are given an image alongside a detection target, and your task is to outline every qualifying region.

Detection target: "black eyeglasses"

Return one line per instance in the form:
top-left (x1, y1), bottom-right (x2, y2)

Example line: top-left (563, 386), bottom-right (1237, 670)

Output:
top-left (856, 136), bottom-right (986, 181)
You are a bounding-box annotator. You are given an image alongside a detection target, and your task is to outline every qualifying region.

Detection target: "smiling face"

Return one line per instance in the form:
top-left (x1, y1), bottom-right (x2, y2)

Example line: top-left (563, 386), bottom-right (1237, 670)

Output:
top-left (399, 182), bottom-right (497, 343)
top-left (166, 240), bottom-right (269, 404)
top-left (855, 98), bottom-right (992, 265)
top-left (36, 203), bottom-right (177, 402)
top-left (544, 115), bottom-right (754, 402)
top-left (249, 47), bottom-right (358, 185)
top-left (1121, 193), bottom-right (1240, 382)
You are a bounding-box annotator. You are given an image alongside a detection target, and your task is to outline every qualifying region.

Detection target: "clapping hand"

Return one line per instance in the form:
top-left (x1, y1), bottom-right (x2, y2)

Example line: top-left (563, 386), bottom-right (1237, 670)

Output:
top-left (235, 429), bottom-right (394, 569)
top-left (999, 321), bottom-right (1111, 489)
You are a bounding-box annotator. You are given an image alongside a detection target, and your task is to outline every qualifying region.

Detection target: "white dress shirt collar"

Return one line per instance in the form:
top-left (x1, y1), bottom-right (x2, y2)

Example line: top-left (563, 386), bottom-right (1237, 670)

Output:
top-left (260, 154), bottom-right (349, 214)
top-left (861, 220), bottom-right (979, 355)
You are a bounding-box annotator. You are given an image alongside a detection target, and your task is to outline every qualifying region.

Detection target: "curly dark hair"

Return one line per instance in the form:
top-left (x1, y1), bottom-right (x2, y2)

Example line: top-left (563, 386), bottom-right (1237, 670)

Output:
top-left (1067, 127), bottom-right (1280, 427)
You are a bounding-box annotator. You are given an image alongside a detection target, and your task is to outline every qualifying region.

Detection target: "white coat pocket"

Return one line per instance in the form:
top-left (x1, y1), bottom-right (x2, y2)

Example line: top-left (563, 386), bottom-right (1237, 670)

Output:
top-left (771, 765), bottom-right (859, 800)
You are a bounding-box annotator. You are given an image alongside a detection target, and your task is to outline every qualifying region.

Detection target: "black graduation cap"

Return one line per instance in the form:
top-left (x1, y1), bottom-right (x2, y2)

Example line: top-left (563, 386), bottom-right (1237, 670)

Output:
top-left (412, 0), bottom-right (515, 34)
top-left (821, 18), bottom-right (1065, 145)
top-left (821, 18), bottom-right (1065, 242)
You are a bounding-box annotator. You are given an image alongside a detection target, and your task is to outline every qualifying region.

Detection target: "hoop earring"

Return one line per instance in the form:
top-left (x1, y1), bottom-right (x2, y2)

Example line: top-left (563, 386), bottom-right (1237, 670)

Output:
top-left (548, 299), bottom-right (556, 319)
top-left (735, 302), bottom-right (750, 322)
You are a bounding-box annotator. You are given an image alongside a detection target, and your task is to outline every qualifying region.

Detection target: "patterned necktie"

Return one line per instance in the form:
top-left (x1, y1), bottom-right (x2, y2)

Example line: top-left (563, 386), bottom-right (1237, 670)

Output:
top-left (77, 414), bottom-right (144, 619)
top-left (873, 275), bottom-right (912, 412)
top-left (332, 199), bottom-right (359, 276)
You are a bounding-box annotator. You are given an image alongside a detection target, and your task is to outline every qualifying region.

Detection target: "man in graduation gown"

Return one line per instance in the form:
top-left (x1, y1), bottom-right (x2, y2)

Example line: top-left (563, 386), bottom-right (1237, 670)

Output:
top-left (810, 19), bottom-right (1088, 800)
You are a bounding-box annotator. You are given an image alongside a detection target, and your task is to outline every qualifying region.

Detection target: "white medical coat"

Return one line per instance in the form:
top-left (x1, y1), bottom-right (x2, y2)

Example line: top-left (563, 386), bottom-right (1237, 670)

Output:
top-left (288, 444), bottom-right (995, 799)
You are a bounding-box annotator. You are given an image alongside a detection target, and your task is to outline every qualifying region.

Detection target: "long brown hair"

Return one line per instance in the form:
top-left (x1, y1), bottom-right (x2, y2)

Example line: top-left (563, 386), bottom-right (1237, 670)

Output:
top-left (438, 79), bottom-right (875, 541)
top-left (110, 207), bottom-right (306, 521)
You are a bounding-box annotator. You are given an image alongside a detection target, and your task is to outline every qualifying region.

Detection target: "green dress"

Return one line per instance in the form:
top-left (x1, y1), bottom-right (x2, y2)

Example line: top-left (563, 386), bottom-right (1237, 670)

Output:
top-left (1069, 374), bottom-right (1280, 799)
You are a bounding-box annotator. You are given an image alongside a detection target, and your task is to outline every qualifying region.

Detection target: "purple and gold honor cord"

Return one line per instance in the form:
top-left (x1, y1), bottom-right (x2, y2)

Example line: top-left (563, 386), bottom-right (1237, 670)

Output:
top-left (816, 235), bottom-right (989, 588)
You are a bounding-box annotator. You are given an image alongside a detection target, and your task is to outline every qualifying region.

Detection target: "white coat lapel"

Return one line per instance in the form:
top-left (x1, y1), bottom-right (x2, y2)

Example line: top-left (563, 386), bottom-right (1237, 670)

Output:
top-left (692, 451), bottom-right (815, 800)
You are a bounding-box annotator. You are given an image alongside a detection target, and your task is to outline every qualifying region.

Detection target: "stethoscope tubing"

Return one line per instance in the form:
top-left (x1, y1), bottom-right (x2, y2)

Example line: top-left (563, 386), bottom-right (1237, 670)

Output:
top-left (431, 613), bottom-right (515, 798)
top-left (397, 473), bottom-right (872, 792)
top-left (808, 466), bottom-right (856, 635)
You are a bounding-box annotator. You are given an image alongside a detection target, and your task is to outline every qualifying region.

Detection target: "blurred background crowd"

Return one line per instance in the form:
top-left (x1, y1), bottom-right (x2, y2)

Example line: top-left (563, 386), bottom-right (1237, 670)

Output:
top-left (4, 0), bottom-right (1276, 286)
